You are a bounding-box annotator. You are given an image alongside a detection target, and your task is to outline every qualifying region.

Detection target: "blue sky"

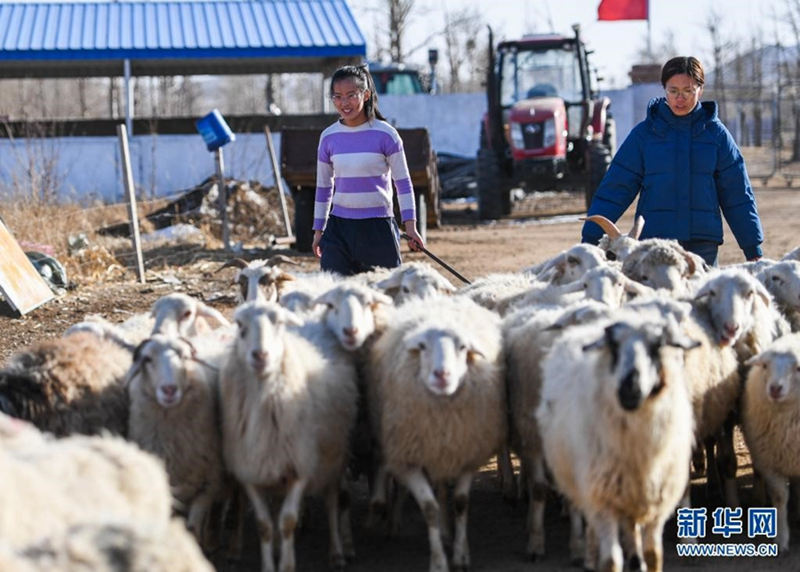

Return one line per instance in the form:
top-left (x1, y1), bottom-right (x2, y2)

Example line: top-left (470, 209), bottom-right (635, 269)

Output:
top-left (352, 0), bottom-right (788, 88)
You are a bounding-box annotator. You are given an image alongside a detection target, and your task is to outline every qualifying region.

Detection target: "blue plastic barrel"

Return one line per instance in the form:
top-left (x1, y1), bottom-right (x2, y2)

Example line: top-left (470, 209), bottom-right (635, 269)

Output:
top-left (195, 109), bottom-right (236, 151)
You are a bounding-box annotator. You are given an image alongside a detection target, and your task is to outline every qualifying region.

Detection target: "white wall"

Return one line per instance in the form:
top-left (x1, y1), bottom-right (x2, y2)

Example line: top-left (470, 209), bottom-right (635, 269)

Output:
top-left (0, 88), bottom-right (660, 203)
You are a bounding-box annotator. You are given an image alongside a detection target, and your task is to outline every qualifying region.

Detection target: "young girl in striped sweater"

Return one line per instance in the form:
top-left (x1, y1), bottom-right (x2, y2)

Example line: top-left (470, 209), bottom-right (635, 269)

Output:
top-left (312, 64), bottom-right (424, 275)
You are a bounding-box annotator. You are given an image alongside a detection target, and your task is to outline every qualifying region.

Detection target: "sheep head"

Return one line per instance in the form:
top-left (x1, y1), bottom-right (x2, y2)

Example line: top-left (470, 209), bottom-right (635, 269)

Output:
top-left (584, 214), bottom-right (644, 262)
top-left (402, 326), bottom-right (484, 397)
top-left (695, 270), bottom-right (773, 347)
top-left (746, 339), bottom-right (800, 403)
top-left (150, 293), bottom-right (230, 337)
top-left (582, 318), bottom-right (699, 412)
top-left (314, 284), bottom-right (393, 351)
top-left (376, 262), bottom-right (456, 304)
top-left (233, 302), bottom-right (303, 379)
top-left (127, 335), bottom-right (199, 409)
top-left (758, 261), bottom-right (800, 311)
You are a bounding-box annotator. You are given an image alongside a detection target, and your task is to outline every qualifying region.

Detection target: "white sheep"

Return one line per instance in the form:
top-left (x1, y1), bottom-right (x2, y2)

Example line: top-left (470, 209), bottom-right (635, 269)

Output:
top-left (0, 518), bottom-right (214, 572)
top-left (456, 272), bottom-right (536, 312)
top-left (757, 260), bottom-right (800, 331)
top-left (621, 238), bottom-right (707, 295)
top-left (694, 268), bottom-right (791, 362)
top-left (0, 413), bottom-right (174, 551)
top-left (219, 302), bottom-right (358, 572)
top-left (216, 254), bottom-right (300, 302)
top-left (582, 213), bottom-right (645, 262)
top-left (741, 333), bottom-right (800, 551)
top-left (126, 333), bottom-right (229, 549)
top-left (536, 315), bottom-right (697, 572)
top-left (367, 295), bottom-right (506, 572)
top-left (503, 300), bottom-right (616, 561)
top-left (373, 261), bottom-right (456, 304)
top-left (0, 332), bottom-right (131, 436)
top-left (782, 245), bottom-right (800, 262)
top-left (312, 282), bottom-right (394, 352)
top-left (500, 265), bottom-right (653, 315)
top-left (523, 243), bottom-right (608, 284)
top-left (150, 293), bottom-right (231, 337)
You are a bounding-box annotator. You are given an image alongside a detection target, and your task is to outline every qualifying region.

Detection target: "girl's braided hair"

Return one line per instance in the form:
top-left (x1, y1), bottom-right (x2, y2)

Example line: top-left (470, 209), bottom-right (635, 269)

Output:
top-left (330, 64), bottom-right (387, 122)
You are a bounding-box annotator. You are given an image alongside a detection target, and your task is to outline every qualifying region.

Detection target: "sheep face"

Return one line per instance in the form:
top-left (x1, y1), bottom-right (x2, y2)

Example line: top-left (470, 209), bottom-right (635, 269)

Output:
top-left (760, 261), bottom-right (800, 311)
top-left (151, 294), bottom-right (195, 337)
top-left (315, 286), bottom-right (392, 351)
top-left (546, 245), bottom-right (606, 285)
top-left (696, 271), bottom-right (773, 347)
top-left (129, 335), bottom-right (196, 408)
top-left (748, 350), bottom-right (800, 403)
top-left (402, 327), bottom-right (481, 397)
top-left (237, 266), bottom-right (293, 303)
top-left (578, 267), bottom-right (649, 307)
top-left (233, 302), bottom-right (301, 379)
top-left (376, 264), bottom-right (455, 304)
top-left (583, 319), bottom-right (698, 412)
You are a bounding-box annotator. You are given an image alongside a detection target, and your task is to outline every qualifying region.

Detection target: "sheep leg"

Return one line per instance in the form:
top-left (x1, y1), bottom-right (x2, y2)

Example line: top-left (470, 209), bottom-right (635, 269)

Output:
top-left (389, 476), bottom-right (408, 536)
top-left (584, 521), bottom-right (598, 572)
top-left (619, 518), bottom-right (643, 572)
top-left (277, 477), bottom-right (308, 572)
top-left (568, 502), bottom-right (585, 565)
top-left (367, 464), bottom-right (389, 527)
top-left (339, 474), bottom-right (355, 560)
top-left (762, 470), bottom-right (790, 552)
top-left (588, 511), bottom-right (622, 572)
top-left (703, 437), bottom-right (723, 505)
top-left (244, 484), bottom-right (276, 572)
top-left (436, 482), bottom-right (452, 548)
top-left (524, 455), bottom-right (547, 560)
top-left (224, 485), bottom-right (247, 562)
top-left (717, 418), bottom-right (740, 508)
top-left (642, 518), bottom-right (666, 572)
top-left (496, 445), bottom-right (517, 502)
top-left (790, 477), bottom-right (800, 523)
top-left (397, 466), bottom-right (448, 572)
top-left (187, 492), bottom-right (217, 553)
top-left (451, 472), bottom-right (473, 572)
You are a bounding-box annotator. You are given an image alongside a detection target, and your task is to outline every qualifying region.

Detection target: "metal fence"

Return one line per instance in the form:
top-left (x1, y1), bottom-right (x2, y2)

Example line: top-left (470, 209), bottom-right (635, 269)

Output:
top-left (709, 84), bottom-right (800, 186)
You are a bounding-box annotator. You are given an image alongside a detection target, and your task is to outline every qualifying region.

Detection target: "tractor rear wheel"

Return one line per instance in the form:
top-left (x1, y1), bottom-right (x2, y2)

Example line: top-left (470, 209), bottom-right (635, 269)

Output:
top-left (585, 142), bottom-right (612, 210)
top-left (477, 148), bottom-right (511, 220)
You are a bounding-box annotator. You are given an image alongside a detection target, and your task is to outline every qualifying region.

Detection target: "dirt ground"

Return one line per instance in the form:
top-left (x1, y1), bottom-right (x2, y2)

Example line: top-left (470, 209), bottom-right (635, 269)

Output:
top-left (2, 186), bottom-right (800, 570)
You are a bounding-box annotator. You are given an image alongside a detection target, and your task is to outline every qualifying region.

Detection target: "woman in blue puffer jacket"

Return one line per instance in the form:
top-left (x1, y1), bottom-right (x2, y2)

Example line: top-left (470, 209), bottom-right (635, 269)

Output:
top-left (581, 56), bottom-right (763, 266)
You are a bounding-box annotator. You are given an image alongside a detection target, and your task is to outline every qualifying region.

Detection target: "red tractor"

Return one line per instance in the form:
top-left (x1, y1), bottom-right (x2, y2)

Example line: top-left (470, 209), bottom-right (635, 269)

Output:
top-left (476, 24), bottom-right (616, 219)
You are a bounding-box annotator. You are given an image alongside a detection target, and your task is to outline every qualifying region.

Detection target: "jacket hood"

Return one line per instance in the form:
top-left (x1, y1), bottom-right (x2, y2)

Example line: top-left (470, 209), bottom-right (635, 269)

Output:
top-left (646, 97), bottom-right (718, 134)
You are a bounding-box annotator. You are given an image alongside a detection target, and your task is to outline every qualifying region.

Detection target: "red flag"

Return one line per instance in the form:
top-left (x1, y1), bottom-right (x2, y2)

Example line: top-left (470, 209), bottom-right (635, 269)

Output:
top-left (597, 0), bottom-right (648, 21)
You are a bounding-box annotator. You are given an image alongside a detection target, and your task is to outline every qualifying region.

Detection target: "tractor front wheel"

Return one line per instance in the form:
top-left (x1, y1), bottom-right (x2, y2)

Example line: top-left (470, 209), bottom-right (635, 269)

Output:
top-left (476, 148), bottom-right (511, 220)
top-left (586, 142), bottom-right (612, 210)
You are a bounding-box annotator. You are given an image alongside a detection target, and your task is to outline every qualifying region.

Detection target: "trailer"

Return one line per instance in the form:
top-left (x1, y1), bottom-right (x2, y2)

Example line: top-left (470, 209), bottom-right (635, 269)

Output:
top-left (280, 126), bottom-right (441, 252)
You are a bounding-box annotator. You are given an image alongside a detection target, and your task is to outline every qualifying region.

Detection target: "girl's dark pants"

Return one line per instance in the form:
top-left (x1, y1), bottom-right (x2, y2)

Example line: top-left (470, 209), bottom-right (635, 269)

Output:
top-left (320, 215), bottom-right (402, 276)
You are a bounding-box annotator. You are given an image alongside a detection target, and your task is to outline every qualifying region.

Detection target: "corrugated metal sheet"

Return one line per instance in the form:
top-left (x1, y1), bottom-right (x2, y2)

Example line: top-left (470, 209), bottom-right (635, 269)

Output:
top-left (0, 0), bottom-right (365, 61)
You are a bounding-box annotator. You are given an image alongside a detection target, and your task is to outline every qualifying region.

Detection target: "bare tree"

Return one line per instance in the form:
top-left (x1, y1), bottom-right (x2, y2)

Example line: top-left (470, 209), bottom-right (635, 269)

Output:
top-left (782, 0), bottom-right (800, 160)
top-left (707, 9), bottom-right (730, 123)
top-left (441, 6), bottom-right (484, 92)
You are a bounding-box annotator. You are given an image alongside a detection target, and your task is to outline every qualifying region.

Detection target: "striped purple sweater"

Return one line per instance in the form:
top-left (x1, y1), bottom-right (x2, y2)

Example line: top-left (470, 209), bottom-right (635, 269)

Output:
top-left (314, 119), bottom-right (415, 231)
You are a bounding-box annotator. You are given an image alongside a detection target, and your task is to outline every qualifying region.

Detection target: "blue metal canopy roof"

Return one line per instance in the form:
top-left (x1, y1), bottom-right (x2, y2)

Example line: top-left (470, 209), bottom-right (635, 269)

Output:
top-left (0, 0), bottom-right (366, 77)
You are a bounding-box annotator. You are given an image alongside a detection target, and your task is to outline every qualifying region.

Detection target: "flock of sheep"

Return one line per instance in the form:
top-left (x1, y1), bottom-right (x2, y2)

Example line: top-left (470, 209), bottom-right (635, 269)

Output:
top-left (2, 216), bottom-right (800, 572)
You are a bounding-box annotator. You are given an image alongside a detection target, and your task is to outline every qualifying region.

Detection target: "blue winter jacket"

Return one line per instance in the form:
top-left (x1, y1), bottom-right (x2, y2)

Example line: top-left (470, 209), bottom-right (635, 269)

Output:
top-left (581, 98), bottom-right (763, 260)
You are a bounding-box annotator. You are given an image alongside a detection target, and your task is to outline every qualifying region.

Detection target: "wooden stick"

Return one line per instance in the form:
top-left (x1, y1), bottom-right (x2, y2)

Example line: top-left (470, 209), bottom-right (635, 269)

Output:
top-left (116, 123), bottom-right (145, 284)
top-left (265, 125), bottom-right (294, 239)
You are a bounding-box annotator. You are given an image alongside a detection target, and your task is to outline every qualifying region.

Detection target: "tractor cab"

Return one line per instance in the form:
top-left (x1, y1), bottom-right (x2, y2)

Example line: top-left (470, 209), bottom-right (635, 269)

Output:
top-left (477, 25), bottom-right (615, 219)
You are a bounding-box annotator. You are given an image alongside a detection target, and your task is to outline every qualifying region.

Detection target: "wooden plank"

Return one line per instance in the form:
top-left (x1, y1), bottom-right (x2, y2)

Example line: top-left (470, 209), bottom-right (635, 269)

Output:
top-left (0, 219), bottom-right (54, 315)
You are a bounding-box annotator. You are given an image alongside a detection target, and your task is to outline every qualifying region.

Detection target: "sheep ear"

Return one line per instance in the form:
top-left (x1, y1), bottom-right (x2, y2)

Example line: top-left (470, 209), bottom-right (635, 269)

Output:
top-left (125, 340), bottom-right (149, 386)
top-left (623, 277), bottom-right (652, 297)
top-left (376, 272), bottom-right (404, 290)
top-left (745, 353), bottom-right (766, 367)
top-left (630, 215), bottom-right (645, 240)
top-left (754, 283), bottom-right (773, 307)
top-left (312, 290), bottom-right (337, 308)
top-left (466, 347), bottom-right (485, 364)
top-left (370, 291), bottom-right (394, 307)
top-left (196, 303), bottom-right (230, 328)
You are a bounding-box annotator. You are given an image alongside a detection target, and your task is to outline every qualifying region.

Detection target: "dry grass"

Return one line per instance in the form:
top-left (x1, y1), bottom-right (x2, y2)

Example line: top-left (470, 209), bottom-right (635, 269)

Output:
top-left (0, 180), bottom-right (294, 287)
